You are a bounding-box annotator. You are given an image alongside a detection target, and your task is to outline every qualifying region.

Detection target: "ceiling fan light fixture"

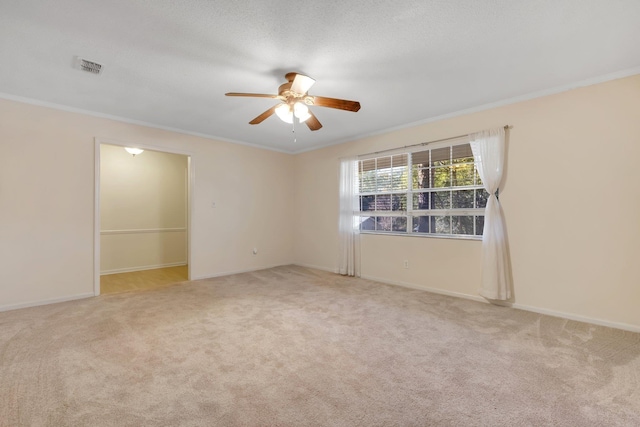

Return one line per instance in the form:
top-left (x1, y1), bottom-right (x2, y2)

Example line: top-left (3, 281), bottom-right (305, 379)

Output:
top-left (226, 72), bottom-right (359, 131)
top-left (294, 102), bottom-right (311, 123)
top-left (290, 74), bottom-right (316, 95)
top-left (275, 103), bottom-right (293, 123)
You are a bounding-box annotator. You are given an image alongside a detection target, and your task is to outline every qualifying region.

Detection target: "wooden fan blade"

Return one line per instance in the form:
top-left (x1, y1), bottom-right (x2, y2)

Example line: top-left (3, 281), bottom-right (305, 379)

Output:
top-left (291, 74), bottom-right (315, 95)
top-left (226, 92), bottom-right (280, 99)
top-left (249, 105), bottom-right (278, 125)
top-left (305, 110), bottom-right (322, 131)
top-left (311, 96), bottom-right (361, 112)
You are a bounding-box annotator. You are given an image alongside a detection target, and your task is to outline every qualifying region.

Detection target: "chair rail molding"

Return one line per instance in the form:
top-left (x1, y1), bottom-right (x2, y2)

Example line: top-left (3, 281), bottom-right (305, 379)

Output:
top-left (100, 227), bottom-right (187, 235)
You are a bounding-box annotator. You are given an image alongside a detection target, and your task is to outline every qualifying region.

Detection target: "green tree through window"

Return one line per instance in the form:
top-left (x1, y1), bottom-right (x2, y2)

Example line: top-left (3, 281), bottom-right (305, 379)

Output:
top-left (357, 143), bottom-right (488, 238)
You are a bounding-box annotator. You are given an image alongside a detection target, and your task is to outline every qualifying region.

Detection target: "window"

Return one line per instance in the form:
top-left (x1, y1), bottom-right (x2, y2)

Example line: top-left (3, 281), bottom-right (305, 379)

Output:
top-left (357, 142), bottom-right (488, 238)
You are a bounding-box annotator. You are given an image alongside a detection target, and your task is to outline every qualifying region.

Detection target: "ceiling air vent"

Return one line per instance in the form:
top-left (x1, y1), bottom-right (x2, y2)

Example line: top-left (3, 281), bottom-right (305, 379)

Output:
top-left (75, 57), bottom-right (103, 75)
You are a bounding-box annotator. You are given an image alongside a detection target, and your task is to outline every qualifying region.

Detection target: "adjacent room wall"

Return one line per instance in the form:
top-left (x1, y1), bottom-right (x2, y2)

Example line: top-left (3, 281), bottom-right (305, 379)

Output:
top-left (0, 99), bottom-right (295, 310)
top-left (294, 74), bottom-right (640, 331)
top-left (100, 144), bottom-right (188, 274)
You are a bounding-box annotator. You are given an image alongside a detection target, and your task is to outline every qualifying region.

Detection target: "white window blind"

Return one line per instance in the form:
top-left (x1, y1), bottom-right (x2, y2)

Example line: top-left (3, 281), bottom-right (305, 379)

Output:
top-left (357, 142), bottom-right (488, 238)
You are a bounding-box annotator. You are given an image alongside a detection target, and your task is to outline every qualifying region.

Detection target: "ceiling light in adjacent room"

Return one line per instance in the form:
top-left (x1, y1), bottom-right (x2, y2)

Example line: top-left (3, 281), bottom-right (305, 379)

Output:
top-left (124, 147), bottom-right (144, 156)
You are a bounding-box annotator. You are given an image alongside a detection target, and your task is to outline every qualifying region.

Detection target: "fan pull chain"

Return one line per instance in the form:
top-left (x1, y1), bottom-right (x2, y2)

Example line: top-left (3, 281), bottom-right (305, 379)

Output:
top-left (292, 117), bottom-right (296, 144)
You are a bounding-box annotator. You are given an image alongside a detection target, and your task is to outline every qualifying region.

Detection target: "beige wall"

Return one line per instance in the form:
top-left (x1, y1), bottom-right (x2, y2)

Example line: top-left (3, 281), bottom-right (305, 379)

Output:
top-left (2, 74), bottom-right (639, 331)
top-left (100, 144), bottom-right (188, 274)
top-left (0, 99), bottom-right (295, 309)
top-left (294, 74), bottom-right (640, 331)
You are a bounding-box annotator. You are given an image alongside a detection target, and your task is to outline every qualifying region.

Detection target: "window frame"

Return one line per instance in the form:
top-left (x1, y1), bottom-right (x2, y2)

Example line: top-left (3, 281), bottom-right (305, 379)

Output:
top-left (356, 138), bottom-right (487, 240)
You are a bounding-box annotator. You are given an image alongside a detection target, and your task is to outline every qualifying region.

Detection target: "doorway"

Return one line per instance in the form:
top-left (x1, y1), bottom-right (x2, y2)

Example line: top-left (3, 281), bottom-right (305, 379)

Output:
top-left (94, 139), bottom-right (192, 295)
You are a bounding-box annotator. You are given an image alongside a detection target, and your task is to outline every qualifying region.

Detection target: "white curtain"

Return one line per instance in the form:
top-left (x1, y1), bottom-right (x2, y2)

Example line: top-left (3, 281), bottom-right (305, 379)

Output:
top-left (470, 128), bottom-right (512, 300)
top-left (338, 156), bottom-right (360, 276)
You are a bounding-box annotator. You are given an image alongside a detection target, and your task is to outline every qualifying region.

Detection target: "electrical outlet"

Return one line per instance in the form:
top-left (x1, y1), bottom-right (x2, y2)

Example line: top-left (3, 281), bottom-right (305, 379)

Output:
top-left (403, 260), bottom-right (409, 269)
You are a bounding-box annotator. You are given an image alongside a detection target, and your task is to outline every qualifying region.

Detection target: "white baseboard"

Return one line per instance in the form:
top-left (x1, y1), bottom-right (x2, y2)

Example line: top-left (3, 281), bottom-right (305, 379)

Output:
top-left (500, 301), bottom-right (640, 334)
top-left (101, 262), bottom-right (187, 275)
top-left (6, 268), bottom-right (637, 334)
top-left (190, 264), bottom-right (290, 281)
top-left (360, 275), bottom-right (487, 303)
top-left (0, 293), bottom-right (94, 313)
top-left (359, 274), bottom-right (640, 334)
top-left (293, 263), bottom-right (339, 274)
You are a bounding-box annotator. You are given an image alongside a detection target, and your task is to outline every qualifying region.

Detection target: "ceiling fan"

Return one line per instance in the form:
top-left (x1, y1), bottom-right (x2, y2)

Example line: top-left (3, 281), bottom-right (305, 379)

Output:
top-left (225, 72), bottom-right (361, 131)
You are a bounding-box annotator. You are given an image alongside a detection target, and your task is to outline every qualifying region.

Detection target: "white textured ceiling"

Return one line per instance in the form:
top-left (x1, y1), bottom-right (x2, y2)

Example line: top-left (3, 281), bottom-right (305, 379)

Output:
top-left (1, 0), bottom-right (639, 153)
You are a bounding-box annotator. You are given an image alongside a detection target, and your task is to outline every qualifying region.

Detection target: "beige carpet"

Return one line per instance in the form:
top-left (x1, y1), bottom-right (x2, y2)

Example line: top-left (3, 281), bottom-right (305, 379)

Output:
top-left (1, 266), bottom-right (639, 426)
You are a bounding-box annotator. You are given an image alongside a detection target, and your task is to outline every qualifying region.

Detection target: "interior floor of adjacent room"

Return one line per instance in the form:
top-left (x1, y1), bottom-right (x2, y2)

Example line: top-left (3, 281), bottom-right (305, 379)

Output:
top-left (100, 265), bottom-right (188, 295)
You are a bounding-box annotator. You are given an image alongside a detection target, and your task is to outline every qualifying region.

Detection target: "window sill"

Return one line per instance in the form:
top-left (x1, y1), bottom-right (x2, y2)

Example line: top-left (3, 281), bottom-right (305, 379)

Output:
top-left (359, 231), bottom-right (482, 241)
